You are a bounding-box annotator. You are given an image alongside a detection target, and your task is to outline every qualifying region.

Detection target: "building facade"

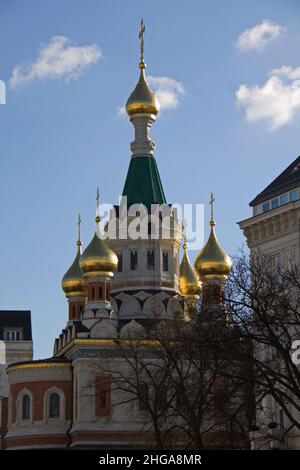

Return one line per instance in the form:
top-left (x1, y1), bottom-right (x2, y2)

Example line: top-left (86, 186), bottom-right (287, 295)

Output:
top-left (3, 26), bottom-right (235, 450)
top-left (0, 310), bottom-right (33, 448)
top-left (239, 156), bottom-right (300, 450)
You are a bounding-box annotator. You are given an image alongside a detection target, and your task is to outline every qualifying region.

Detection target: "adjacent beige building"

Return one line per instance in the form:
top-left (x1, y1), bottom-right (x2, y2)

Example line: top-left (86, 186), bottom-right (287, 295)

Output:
top-left (239, 156), bottom-right (300, 450)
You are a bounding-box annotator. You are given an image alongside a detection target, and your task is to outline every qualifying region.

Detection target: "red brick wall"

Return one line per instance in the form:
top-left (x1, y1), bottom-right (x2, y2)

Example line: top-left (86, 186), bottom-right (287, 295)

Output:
top-left (10, 379), bottom-right (72, 423)
top-left (0, 398), bottom-right (8, 449)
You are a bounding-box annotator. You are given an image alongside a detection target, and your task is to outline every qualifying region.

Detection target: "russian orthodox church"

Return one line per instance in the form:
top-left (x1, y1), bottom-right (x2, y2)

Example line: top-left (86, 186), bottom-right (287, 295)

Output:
top-left (2, 25), bottom-right (232, 450)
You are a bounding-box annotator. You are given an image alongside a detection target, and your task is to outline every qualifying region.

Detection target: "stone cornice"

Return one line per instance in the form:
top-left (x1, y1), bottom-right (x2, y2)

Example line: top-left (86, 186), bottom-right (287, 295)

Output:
top-left (239, 206), bottom-right (300, 248)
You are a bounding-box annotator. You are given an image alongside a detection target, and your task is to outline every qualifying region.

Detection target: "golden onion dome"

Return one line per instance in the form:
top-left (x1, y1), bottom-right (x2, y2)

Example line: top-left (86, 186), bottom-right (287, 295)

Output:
top-left (194, 220), bottom-right (232, 282)
top-left (194, 194), bottom-right (232, 282)
top-left (126, 20), bottom-right (160, 117)
top-left (126, 66), bottom-right (160, 117)
top-left (79, 229), bottom-right (118, 278)
top-left (180, 241), bottom-right (202, 296)
top-left (62, 242), bottom-right (86, 298)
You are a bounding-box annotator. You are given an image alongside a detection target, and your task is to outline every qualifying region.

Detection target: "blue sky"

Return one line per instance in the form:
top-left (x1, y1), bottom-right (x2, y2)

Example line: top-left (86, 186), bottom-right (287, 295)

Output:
top-left (1, 0), bottom-right (300, 358)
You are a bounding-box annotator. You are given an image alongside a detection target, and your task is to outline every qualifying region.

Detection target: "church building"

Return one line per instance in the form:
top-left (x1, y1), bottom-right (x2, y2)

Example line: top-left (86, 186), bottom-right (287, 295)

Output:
top-left (2, 24), bottom-right (232, 450)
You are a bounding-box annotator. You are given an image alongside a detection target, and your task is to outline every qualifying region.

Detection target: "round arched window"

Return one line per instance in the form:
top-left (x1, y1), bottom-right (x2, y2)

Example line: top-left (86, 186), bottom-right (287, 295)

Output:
top-left (22, 394), bottom-right (30, 420)
top-left (49, 392), bottom-right (60, 418)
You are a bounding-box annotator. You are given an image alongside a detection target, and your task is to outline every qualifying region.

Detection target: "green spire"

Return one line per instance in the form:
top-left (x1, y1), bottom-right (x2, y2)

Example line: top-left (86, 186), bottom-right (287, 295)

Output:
top-left (122, 156), bottom-right (167, 210)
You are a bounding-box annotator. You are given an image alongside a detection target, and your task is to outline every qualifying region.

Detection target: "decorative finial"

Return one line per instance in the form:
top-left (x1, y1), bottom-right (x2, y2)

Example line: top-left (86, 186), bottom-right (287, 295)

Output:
top-left (139, 19), bottom-right (146, 69)
top-left (95, 188), bottom-right (101, 224)
top-left (77, 213), bottom-right (82, 247)
top-left (209, 192), bottom-right (215, 226)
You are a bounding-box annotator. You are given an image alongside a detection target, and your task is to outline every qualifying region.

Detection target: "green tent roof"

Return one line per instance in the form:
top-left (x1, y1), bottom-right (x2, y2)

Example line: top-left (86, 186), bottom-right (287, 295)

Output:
top-left (122, 155), bottom-right (167, 209)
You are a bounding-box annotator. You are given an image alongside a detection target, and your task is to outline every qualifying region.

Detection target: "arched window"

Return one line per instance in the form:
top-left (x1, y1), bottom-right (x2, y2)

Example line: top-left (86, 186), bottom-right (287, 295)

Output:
top-left (147, 250), bottom-right (155, 270)
top-left (99, 285), bottom-right (103, 299)
top-left (99, 389), bottom-right (107, 409)
top-left (130, 251), bottom-right (138, 271)
top-left (117, 252), bottom-right (123, 272)
top-left (22, 394), bottom-right (30, 420)
top-left (49, 392), bottom-right (60, 418)
top-left (91, 286), bottom-right (95, 299)
top-left (72, 305), bottom-right (76, 318)
top-left (163, 252), bottom-right (169, 272)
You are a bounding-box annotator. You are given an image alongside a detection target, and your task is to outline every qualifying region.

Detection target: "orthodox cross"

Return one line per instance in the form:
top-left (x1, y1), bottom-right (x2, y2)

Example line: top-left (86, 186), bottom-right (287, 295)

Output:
top-left (77, 214), bottom-right (82, 246)
top-left (209, 192), bottom-right (215, 223)
top-left (183, 219), bottom-right (187, 245)
top-left (139, 19), bottom-right (145, 64)
top-left (96, 188), bottom-right (101, 224)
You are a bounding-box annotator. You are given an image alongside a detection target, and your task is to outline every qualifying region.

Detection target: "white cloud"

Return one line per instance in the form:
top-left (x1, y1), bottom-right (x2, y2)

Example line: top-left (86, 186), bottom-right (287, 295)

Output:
top-left (118, 75), bottom-right (185, 116)
top-left (235, 20), bottom-right (285, 52)
top-left (270, 66), bottom-right (300, 80)
top-left (10, 36), bottom-right (102, 89)
top-left (236, 66), bottom-right (300, 130)
top-left (147, 76), bottom-right (185, 110)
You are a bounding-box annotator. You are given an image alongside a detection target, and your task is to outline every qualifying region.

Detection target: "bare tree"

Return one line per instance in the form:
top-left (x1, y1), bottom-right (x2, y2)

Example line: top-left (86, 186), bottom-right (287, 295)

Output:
top-left (94, 313), bottom-right (250, 450)
top-left (223, 251), bottom-right (300, 448)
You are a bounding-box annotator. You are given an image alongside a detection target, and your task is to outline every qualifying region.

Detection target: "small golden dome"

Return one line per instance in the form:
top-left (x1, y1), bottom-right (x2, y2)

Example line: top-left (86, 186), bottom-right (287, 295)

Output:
top-left (62, 244), bottom-right (86, 298)
top-left (126, 66), bottom-right (160, 117)
top-left (194, 220), bottom-right (232, 282)
top-left (180, 242), bottom-right (202, 296)
top-left (79, 230), bottom-right (118, 278)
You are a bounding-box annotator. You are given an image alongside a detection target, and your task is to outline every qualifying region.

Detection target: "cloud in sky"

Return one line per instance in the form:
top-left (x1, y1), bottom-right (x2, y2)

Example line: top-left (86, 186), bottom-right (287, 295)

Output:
top-left (148, 76), bottom-right (185, 110)
top-left (10, 36), bottom-right (102, 89)
top-left (236, 66), bottom-right (300, 130)
top-left (118, 75), bottom-right (185, 116)
top-left (235, 19), bottom-right (285, 52)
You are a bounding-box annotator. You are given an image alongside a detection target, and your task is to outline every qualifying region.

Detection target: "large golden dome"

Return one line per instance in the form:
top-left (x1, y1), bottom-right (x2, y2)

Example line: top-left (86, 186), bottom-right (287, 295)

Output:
top-left (194, 220), bottom-right (232, 282)
top-left (126, 65), bottom-right (160, 117)
top-left (79, 230), bottom-right (118, 278)
top-left (180, 241), bottom-right (202, 296)
top-left (62, 243), bottom-right (86, 298)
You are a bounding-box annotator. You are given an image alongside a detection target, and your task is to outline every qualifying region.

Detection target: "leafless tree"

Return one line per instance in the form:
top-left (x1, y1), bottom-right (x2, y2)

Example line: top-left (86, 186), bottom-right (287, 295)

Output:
top-left (95, 313), bottom-right (251, 450)
top-left (223, 250), bottom-right (300, 448)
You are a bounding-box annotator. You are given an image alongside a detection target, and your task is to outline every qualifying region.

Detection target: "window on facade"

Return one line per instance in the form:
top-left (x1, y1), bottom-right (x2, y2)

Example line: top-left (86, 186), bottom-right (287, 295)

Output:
top-left (22, 394), bottom-right (30, 420)
top-left (72, 305), bottom-right (76, 319)
top-left (271, 198), bottom-right (279, 209)
top-left (163, 252), bottom-right (169, 272)
top-left (49, 392), bottom-right (60, 418)
top-left (91, 286), bottom-right (95, 299)
top-left (157, 385), bottom-right (167, 410)
top-left (130, 251), bottom-right (138, 271)
top-left (290, 190), bottom-right (298, 202)
top-left (99, 285), bottom-right (103, 299)
top-left (176, 383), bottom-right (186, 411)
top-left (138, 383), bottom-right (149, 411)
top-left (280, 194), bottom-right (288, 205)
top-left (117, 252), bottom-right (123, 272)
top-left (99, 389), bottom-right (107, 409)
top-left (262, 202), bottom-right (270, 213)
top-left (4, 329), bottom-right (23, 341)
top-left (147, 251), bottom-right (155, 270)
top-left (279, 408), bottom-right (285, 429)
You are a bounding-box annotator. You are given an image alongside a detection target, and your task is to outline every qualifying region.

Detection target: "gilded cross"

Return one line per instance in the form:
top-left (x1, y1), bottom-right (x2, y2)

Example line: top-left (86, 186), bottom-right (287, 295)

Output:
top-left (96, 188), bottom-right (101, 224)
top-left (183, 219), bottom-right (187, 244)
top-left (209, 192), bottom-right (215, 222)
top-left (139, 19), bottom-right (145, 63)
top-left (77, 213), bottom-right (82, 246)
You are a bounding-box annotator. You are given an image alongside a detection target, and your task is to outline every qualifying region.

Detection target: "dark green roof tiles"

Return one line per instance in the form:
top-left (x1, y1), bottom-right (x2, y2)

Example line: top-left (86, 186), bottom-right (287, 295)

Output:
top-left (122, 155), bottom-right (167, 209)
